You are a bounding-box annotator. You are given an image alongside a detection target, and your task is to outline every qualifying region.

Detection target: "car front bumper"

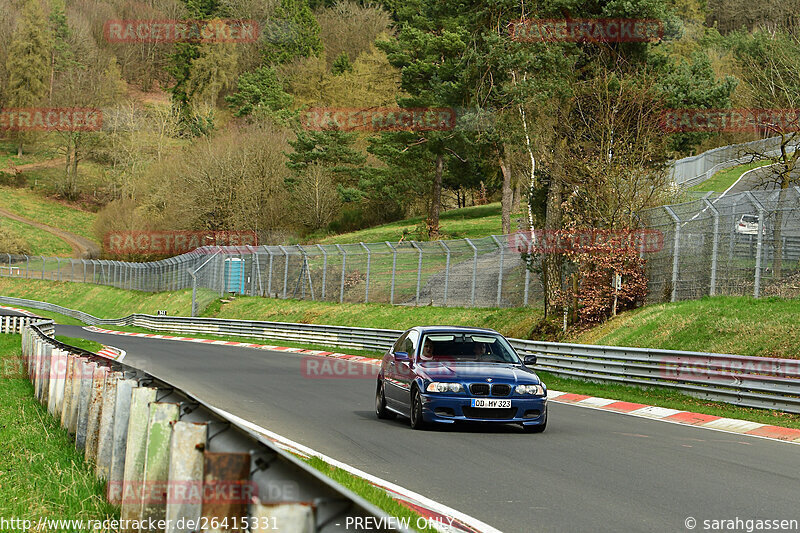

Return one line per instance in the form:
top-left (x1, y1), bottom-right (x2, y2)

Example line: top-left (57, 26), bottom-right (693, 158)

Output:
top-left (420, 393), bottom-right (547, 425)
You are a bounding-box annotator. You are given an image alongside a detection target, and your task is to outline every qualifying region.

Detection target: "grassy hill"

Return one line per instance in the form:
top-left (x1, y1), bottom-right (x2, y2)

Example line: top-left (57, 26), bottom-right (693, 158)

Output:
top-left (690, 160), bottom-right (774, 194)
top-left (312, 203), bottom-right (506, 244)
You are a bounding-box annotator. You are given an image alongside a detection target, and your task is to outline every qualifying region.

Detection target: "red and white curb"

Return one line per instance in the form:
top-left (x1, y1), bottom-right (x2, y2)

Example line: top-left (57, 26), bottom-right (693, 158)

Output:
top-left (0, 305), bottom-right (40, 316)
top-left (0, 306), bottom-right (126, 361)
top-left (212, 406), bottom-right (500, 533)
top-left (547, 391), bottom-right (800, 444)
top-left (83, 326), bottom-right (800, 446)
top-left (97, 345), bottom-right (126, 362)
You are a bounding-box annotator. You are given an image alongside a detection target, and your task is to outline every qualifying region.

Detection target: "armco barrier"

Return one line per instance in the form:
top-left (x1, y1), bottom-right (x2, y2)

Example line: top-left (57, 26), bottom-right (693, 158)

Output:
top-left (8, 312), bottom-right (412, 533)
top-left (2, 296), bottom-right (799, 414)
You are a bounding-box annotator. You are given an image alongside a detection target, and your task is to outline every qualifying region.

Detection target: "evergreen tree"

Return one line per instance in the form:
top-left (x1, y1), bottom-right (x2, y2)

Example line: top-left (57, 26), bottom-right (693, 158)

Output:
top-left (6, 0), bottom-right (52, 156)
top-left (226, 66), bottom-right (293, 117)
top-left (331, 52), bottom-right (353, 75)
top-left (286, 129), bottom-right (365, 188)
top-left (263, 0), bottom-right (322, 65)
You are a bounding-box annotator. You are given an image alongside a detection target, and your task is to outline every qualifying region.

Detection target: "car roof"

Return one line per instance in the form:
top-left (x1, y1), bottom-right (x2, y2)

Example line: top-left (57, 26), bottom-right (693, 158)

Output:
top-left (412, 325), bottom-right (501, 335)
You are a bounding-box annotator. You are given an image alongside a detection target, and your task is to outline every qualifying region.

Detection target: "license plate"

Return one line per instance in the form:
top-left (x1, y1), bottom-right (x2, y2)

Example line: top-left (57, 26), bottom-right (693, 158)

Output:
top-left (471, 398), bottom-right (511, 408)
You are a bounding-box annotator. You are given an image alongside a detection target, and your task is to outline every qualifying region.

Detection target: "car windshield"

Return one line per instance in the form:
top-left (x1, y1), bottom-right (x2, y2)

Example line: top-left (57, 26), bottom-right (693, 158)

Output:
top-left (742, 215), bottom-right (758, 223)
top-left (418, 333), bottom-right (521, 364)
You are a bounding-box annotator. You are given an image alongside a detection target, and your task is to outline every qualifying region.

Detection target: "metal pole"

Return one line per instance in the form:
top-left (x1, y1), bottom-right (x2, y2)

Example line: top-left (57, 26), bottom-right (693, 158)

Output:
top-left (438, 241), bottom-right (451, 306)
top-left (746, 191), bottom-right (766, 298)
top-left (41, 256), bottom-right (45, 280)
top-left (703, 199), bottom-right (720, 296)
top-left (410, 242), bottom-right (423, 306)
top-left (56, 258), bottom-right (61, 281)
top-left (491, 235), bottom-right (504, 307)
top-left (360, 243), bottom-right (371, 303)
top-left (267, 248), bottom-right (274, 296)
top-left (316, 244), bottom-right (327, 300)
top-left (82, 259), bottom-right (86, 283)
top-left (278, 245), bottom-right (289, 299)
top-left (335, 244), bottom-right (346, 303)
top-left (386, 242), bottom-right (397, 305)
top-left (25, 255), bottom-right (29, 279)
top-left (664, 206), bottom-right (681, 303)
top-left (465, 238), bottom-right (478, 307)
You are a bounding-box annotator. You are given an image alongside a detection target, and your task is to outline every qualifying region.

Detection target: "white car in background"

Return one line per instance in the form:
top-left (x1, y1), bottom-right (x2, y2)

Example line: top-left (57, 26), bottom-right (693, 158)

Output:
top-left (735, 214), bottom-right (766, 235)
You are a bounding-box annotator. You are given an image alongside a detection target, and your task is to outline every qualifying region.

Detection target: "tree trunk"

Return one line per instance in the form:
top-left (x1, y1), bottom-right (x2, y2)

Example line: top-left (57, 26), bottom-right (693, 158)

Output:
top-left (512, 180), bottom-right (522, 213)
top-left (500, 147), bottom-right (512, 234)
top-left (428, 153), bottom-right (444, 238)
top-left (543, 138), bottom-right (565, 319)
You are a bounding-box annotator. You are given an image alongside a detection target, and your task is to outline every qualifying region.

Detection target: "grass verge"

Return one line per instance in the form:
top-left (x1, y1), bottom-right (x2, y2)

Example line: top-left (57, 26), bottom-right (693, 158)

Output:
top-left (540, 371), bottom-right (800, 429)
top-left (303, 456), bottom-right (432, 532)
top-left (690, 160), bottom-right (774, 193)
top-left (105, 325), bottom-right (384, 358)
top-left (0, 334), bottom-right (118, 520)
top-left (571, 296), bottom-right (800, 359)
top-left (54, 335), bottom-right (104, 353)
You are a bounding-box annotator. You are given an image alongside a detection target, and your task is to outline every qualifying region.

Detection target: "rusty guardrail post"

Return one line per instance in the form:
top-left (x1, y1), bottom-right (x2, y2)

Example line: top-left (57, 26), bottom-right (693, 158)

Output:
top-left (120, 386), bottom-right (158, 526)
top-left (109, 377), bottom-right (137, 505)
top-left (97, 371), bottom-right (122, 479)
top-left (85, 365), bottom-right (110, 462)
top-left (141, 402), bottom-right (181, 530)
top-left (165, 421), bottom-right (208, 533)
top-left (75, 360), bottom-right (98, 451)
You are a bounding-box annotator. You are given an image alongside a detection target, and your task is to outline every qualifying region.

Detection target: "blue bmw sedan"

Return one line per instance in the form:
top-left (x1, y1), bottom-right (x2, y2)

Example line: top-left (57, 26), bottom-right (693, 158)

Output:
top-left (375, 326), bottom-right (547, 432)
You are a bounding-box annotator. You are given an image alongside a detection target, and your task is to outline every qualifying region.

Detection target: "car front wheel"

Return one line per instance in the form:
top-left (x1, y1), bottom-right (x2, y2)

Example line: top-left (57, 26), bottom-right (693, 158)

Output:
top-left (375, 381), bottom-right (396, 420)
top-left (410, 388), bottom-right (426, 430)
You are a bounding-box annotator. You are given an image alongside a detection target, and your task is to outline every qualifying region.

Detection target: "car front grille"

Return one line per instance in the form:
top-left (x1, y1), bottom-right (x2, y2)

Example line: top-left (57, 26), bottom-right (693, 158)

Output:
top-left (468, 383), bottom-right (511, 396)
top-left (469, 383), bottom-right (490, 396)
top-left (491, 384), bottom-right (511, 396)
top-left (462, 407), bottom-right (518, 420)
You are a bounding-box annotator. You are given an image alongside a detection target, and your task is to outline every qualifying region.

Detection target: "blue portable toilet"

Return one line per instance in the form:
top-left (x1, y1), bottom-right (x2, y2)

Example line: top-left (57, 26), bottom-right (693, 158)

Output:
top-left (224, 257), bottom-right (245, 293)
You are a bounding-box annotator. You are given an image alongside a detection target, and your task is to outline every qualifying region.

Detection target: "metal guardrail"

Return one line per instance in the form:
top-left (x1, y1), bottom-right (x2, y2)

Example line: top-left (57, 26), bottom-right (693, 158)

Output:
top-left (3, 296), bottom-right (799, 414)
top-left (670, 136), bottom-right (800, 187)
top-left (6, 311), bottom-right (411, 533)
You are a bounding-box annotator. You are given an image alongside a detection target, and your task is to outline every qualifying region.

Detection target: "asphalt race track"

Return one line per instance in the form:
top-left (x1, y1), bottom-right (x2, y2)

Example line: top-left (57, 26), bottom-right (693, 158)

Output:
top-left (57, 324), bottom-right (799, 533)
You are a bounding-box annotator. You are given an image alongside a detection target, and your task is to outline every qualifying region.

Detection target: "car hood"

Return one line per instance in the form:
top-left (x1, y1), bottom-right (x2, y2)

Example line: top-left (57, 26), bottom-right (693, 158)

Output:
top-left (416, 361), bottom-right (540, 384)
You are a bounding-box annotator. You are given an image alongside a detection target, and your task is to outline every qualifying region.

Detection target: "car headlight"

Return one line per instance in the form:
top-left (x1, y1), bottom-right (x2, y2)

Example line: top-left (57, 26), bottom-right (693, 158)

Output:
top-left (516, 384), bottom-right (545, 395)
top-left (426, 382), bottom-right (463, 393)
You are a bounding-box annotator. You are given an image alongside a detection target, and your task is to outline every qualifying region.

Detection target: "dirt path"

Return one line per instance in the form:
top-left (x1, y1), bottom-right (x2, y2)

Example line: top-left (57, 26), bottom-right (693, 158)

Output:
top-left (0, 157), bottom-right (101, 259)
top-left (0, 207), bottom-right (101, 258)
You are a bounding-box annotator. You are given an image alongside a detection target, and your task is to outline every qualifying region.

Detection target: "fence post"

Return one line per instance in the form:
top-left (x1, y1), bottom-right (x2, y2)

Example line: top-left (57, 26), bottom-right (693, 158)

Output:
top-left (385, 242), bottom-right (397, 305)
top-left (56, 258), bottom-right (61, 281)
top-left (335, 244), bottom-right (346, 303)
top-left (410, 241), bottom-right (422, 306)
top-left (491, 235), bottom-right (504, 307)
top-left (278, 245), bottom-right (289, 299)
top-left (664, 206), bottom-right (681, 302)
top-left (438, 241), bottom-right (450, 306)
top-left (746, 191), bottom-right (766, 298)
top-left (82, 259), bottom-right (87, 283)
top-left (267, 247), bottom-right (274, 296)
top-left (465, 238), bottom-right (478, 307)
top-left (703, 199), bottom-right (720, 296)
top-left (360, 243), bottom-right (371, 303)
top-left (316, 244), bottom-right (327, 300)
top-left (25, 255), bottom-right (29, 279)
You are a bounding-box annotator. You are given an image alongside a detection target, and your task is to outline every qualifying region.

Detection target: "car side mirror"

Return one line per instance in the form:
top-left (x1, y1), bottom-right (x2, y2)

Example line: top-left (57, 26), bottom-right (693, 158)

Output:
top-left (393, 351), bottom-right (410, 362)
top-left (523, 355), bottom-right (537, 366)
